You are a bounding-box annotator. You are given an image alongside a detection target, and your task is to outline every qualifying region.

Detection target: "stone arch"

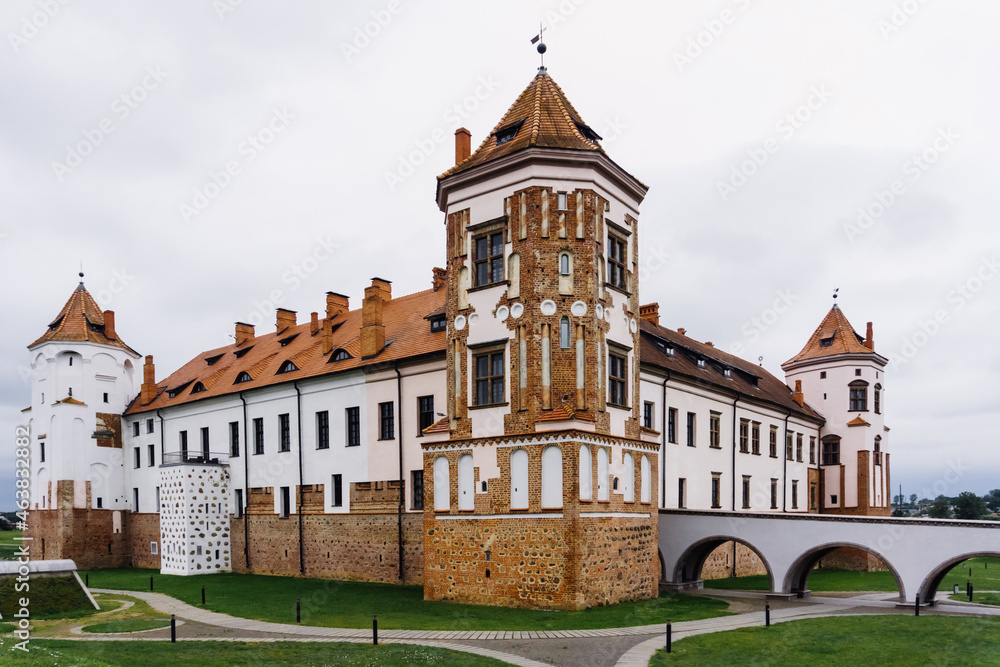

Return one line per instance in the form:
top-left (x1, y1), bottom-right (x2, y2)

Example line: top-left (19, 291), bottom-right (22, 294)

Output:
top-left (783, 541), bottom-right (904, 598)
top-left (918, 551), bottom-right (1000, 604)
top-left (672, 536), bottom-right (773, 589)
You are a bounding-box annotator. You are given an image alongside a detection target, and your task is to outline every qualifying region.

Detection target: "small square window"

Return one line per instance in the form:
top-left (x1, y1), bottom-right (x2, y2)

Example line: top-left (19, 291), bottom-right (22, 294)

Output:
top-left (855, 369), bottom-right (862, 376)
top-left (820, 371), bottom-right (827, 379)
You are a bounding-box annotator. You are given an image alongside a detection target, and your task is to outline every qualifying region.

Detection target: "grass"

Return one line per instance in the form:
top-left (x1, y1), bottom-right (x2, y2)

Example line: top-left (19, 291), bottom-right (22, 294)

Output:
top-left (950, 592), bottom-right (1000, 606)
top-left (0, 622), bottom-right (15, 633)
top-left (82, 618), bottom-right (173, 633)
top-left (21, 640), bottom-right (509, 666)
top-left (0, 529), bottom-right (22, 560)
top-left (650, 615), bottom-right (1000, 666)
top-left (81, 568), bottom-right (730, 630)
top-left (0, 574), bottom-right (94, 618)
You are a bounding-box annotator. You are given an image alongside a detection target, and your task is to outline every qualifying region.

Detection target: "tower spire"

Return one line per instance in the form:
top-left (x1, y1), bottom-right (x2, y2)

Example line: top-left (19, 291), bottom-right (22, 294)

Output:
top-left (530, 23), bottom-right (547, 71)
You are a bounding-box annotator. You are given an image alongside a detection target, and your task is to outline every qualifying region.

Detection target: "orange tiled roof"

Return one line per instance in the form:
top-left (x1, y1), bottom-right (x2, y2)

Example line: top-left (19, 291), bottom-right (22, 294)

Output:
top-left (784, 306), bottom-right (873, 365)
top-left (422, 417), bottom-right (450, 435)
top-left (438, 70), bottom-right (607, 180)
top-left (29, 282), bottom-right (136, 353)
top-left (126, 287), bottom-right (446, 415)
top-left (847, 416), bottom-right (870, 427)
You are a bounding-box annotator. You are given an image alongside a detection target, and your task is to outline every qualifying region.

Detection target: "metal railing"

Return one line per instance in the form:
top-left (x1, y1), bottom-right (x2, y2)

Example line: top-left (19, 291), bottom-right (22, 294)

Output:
top-left (161, 450), bottom-right (230, 466)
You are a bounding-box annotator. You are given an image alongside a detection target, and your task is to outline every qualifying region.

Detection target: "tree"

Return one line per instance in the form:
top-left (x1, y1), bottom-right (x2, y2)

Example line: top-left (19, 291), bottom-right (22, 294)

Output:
top-left (928, 496), bottom-right (952, 519)
top-left (986, 489), bottom-right (1000, 512)
top-left (909, 493), bottom-right (918, 508)
top-left (953, 491), bottom-right (989, 520)
top-left (893, 493), bottom-right (905, 509)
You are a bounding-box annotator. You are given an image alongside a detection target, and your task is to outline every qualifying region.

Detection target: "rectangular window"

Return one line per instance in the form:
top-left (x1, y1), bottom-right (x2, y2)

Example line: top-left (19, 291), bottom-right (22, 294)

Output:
top-left (785, 432), bottom-right (794, 461)
top-left (133, 488), bottom-right (139, 513)
top-left (809, 436), bottom-right (816, 465)
top-left (557, 192), bottom-right (567, 209)
top-left (253, 418), bottom-right (264, 455)
top-left (474, 351), bottom-right (505, 406)
top-left (201, 426), bottom-right (210, 458)
top-left (418, 396), bottom-right (435, 435)
top-left (686, 412), bottom-right (696, 447)
top-left (742, 475), bottom-right (751, 509)
top-left (346, 407), bottom-right (360, 446)
top-left (133, 447), bottom-right (141, 469)
top-left (331, 474), bottom-right (343, 507)
top-left (132, 422), bottom-right (140, 437)
top-left (103, 392), bottom-right (109, 403)
top-left (711, 473), bottom-right (721, 508)
top-left (769, 426), bottom-right (778, 458)
top-left (412, 470), bottom-right (424, 510)
top-left (229, 421), bottom-right (240, 457)
top-left (738, 419), bottom-right (749, 453)
top-left (668, 408), bottom-right (677, 443)
top-left (643, 401), bottom-right (654, 429)
top-left (677, 478), bottom-right (686, 509)
top-left (279, 486), bottom-right (290, 518)
top-left (810, 483), bottom-right (817, 510)
top-left (146, 418), bottom-right (154, 434)
top-left (39, 442), bottom-right (45, 463)
top-left (710, 412), bottom-right (721, 449)
top-left (874, 387), bottom-right (881, 414)
top-left (155, 486), bottom-right (160, 513)
top-left (151, 541), bottom-right (158, 555)
top-left (278, 414), bottom-right (291, 452)
top-left (316, 410), bottom-right (330, 449)
top-left (379, 402), bottom-right (395, 440)
top-left (608, 352), bottom-right (628, 407)
top-left (180, 430), bottom-right (188, 459)
top-left (235, 489), bottom-right (243, 518)
top-left (849, 387), bottom-right (868, 411)
top-left (822, 440), bottom-right (840, 466)
top-left (608, 235), bottom-right (627, 290)
top-left (147, 444), bottom-right (155, 467)
top-left (751, 422), bottom-right (761, 455)
top-left (796, 433), bottom-right (803, 462)
top-left (792, 480), bottom-right (799, 509)
top-left (473, 231), bottom-right (504, 287)
top-left (770, 479), bottom-right (778, 509)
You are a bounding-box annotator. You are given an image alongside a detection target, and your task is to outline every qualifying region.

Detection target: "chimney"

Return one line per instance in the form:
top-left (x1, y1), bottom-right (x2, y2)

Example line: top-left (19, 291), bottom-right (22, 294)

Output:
top-left (310, 312), bottom-right (319, 335)
top-left (370, 277), bottom-right (392, 302)
top-left (360, 280), bottom-right (387, 358)
top-left (455, 127), bottom-right (471, 165)
top-left (705, 342), bottom-right (714, 348)
top-left (276, 308), bottom-right (296, 333)
top-left (322, 318), bottom-right (333, 355)
top-left (235, 322), bottom-right (255, 347)
top-left (102, 310), bottom-right (117, 340)
top-left (325, 292), bottom-right (350, 320)
top-left (639, 303), bottom-right (659, 326)
top-left (677, 327), bottom-right (687, 336)
top-left (432, 267), bottom-right (447, 292)
top-left (864, 322), bottom-right (874, 350)
top-left (792, 379), bottom-right (805, 407)
top-left (140, 355), bottom-right (156, 405)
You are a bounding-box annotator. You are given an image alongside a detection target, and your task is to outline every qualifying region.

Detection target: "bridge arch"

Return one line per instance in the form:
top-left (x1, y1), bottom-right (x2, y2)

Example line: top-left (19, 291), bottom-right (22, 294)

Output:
top-left (672, 536), bottom-right (773, 589)
top-left (784, 541), bottom-right (904, 599)
top-left (918, 552), bottom-right (1000, 603)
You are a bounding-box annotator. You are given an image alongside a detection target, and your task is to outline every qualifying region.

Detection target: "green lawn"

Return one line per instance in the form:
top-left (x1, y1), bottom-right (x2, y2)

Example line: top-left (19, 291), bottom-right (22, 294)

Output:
top-left (650, 615), bottom-right (1000, 666)
top-left (81, 569), bottom-right (730, 630)
top-left (0, 574), bottom-right (95, 618)
top-left (0, 529), bottom-right (22, 560)
top-left (17, 640), bottom-right (508, 666)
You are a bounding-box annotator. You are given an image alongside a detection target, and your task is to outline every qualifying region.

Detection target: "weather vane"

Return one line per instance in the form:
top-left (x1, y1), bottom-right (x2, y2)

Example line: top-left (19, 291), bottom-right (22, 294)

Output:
top-left (832, 287), bottom-right (839, 306)
top-left (530, 23), bottom-right (547, 69)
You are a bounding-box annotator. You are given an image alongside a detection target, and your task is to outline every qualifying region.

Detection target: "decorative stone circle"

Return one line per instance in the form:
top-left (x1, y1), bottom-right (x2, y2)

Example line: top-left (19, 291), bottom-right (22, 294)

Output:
top-left (496, 305), bottom-right (509, 320)
top-left (510, 303), bottom-right (524, 319)
top-left (540, 300), bottom-right (557, 316)
top-left (454, 315), bottom-right (466, 330)
top-left (571, 301), bottom-right (587, 317)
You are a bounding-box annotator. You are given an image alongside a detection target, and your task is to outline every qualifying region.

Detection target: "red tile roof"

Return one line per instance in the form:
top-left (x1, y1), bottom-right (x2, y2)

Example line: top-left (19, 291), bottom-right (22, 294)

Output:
top-left (783, 306), bottom-right (874, 365)
top-left (127, 287), bottom-right (446, 415)
top-left (30, 282), bottom-right (136, 353)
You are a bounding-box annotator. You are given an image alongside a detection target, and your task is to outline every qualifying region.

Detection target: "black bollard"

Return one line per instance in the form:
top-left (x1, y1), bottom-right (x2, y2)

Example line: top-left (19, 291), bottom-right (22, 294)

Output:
top-left (969, 583), bottom-right (974, 603)
top-left (373, 614), bottom-right (378, 646)
top-left (170, 614), bottom-right (176, 643)
top-left (666, 619), bottom-right (672, 653)
top-left (85, 573), bottom-right (89, 587)
top-left (765, 602), bottom-right (770, 627)
top-left (915, 594), bottom-right (920, 616)
top-left (201, 586), bottom-right (205, 605)
top-left (150, 575), bottom-right (154, 592)
top-left (296, 597), bottom-right (301, 623)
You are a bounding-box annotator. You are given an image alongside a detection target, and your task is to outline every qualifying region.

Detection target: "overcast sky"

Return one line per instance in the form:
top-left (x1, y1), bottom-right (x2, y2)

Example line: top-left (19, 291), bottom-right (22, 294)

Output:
top-left (2, 1), bottom-right (998, 511)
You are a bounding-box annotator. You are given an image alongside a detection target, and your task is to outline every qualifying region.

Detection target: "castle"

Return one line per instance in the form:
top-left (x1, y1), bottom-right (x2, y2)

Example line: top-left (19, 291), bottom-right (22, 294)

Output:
top-left (24, 66), bottom-right (890, 610)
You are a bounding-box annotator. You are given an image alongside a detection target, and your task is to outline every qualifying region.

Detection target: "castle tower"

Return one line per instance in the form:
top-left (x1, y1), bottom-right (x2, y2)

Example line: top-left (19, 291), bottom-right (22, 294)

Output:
top-left (25, 276), bottom-right (141, 565)
top-left (782, 304), bottom-right (890, 516)
top-left (421, 67), bottom-right (660, 610)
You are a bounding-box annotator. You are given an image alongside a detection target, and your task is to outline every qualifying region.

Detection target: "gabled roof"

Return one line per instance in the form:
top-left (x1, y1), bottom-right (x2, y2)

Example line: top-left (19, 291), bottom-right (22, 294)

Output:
top-left (29, 281), bottom-right (136, 353)
top-left (783, 305), bottom-right (873, 366)
top-left (438, 69), bottom-right (608, 180)
top-left (126, 287), bottom-right (446, 415)
top-left (639, 319), bottom-right (823, 422)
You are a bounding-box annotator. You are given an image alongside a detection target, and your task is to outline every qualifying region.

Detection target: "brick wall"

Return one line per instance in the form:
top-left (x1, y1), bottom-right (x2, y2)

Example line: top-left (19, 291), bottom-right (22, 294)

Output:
top-left (701, 541), bottom-right (768, 579)
top-left (128, 513), bottom-right (162, 569)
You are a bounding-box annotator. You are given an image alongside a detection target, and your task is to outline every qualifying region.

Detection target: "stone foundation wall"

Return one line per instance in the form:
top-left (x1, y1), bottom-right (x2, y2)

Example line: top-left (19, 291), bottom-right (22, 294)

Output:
top-left (576, 517), bottom-right (659, 607)
top-left (25, 507), bottom-right (129, 570)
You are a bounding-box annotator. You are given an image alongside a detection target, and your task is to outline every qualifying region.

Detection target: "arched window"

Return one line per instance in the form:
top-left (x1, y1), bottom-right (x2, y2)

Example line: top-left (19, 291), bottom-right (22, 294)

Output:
top-left (597, 447), bottom-right (609, 501)
top-left (874, 383), bottom-right (882, 414)
top-left (234, 371), bottom-right (252, 384)
top-left (277, 360), bottom-right (299, 374)
top-left (331, 349), bottom-right (351, 362)
top-left (458, 454), bottom-right (474, 511)
top-left (191, 382), bottom-right (206, 394)
top-left (559, 253), bottom-right (570, 275)
top-left (579, 445), bottom-right (592, 500)
top-left (433, 456), bottom-right (450, 511)
top-left (874, 435), bottom-right (883, 465)
top-left (623, 452), bottom-right (634, 502)
top-left (510, 449), bottom-right (529, 509)
top-left (541, 446), bottom-right (563, 508)
top-left (849, 380), bottom-right (869, 412)
top-left (641, 455), bottom-right (651, 503)
top-left (560, 316), bottom-right (571, 349)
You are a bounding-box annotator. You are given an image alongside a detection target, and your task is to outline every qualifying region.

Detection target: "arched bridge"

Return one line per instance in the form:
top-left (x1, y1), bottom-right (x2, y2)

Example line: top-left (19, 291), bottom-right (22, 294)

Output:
top-left (659, 509), bottom-right (1000, 604)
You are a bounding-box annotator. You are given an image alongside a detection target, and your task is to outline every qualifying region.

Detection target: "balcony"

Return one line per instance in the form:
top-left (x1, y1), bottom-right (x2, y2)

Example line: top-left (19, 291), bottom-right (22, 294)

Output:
top-left (161, 450), bottom-right (230, 467)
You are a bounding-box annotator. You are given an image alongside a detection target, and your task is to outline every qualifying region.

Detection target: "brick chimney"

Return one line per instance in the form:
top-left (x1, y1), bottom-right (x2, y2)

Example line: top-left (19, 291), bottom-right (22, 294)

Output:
top-left (792, 379), bottom-right (805, 407)
top-left (705, 342), bottom-right (714, 348)
top-left (455, 127), bottom-right (471, 165)
top-left (310, 312), bottom-right (319, 336)
top-left (276, 308), bottom-right (296, 333)
top-left (639, 303), bottom-right (659, 326)
top-left (360, 279), bottom-right (387, 358)
top-left (235, 322), bottom-right (255, 347)
top-left (864, 322), bottom-right (874, 350)
top-left (677, 327), bottom-right (686, 336)
top-left (102, 310), bottom-right (117, 340)
top-left (326, 292), bottom-right (349, 320)
top-left (140, 355), bottom-right (156, 405)
top-left (432, 267), bottom-right (447, 292)
top-left (370, 277), bottom-right (392, 302)
top-left (322, 318), bottom-right (333, 355)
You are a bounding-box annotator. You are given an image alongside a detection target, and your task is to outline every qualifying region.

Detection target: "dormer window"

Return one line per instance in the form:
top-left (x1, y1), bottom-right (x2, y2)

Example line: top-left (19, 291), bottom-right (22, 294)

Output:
top-left (819, 336), bottom-right (834, 348)
top-left (494, 119), bottom-right (525, 146)
top-left (205, 354), bottom-right (223, 366)
top-left (697, 359), bottom-right (706, 369)
top-left (279, 334), bottom-right (299, 347)
top-left (724, 369), bottom-right (732, 378)
top-left (331, 349), bottom-right (352, 362)
top-left (191, 382), bottom-right (206, 394)
top-left (430, 316), bottom-right (446, 333)
top-left (234, 346), bottom-right (254, 359)
top-left (574, 121), bottom-right (602, 143)
top-left (234, 371), bottom-right (252, 384)
top-left (276, 360), bottom-right (299, 374)
top-left (167, 381), bottom-right (193, 398)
